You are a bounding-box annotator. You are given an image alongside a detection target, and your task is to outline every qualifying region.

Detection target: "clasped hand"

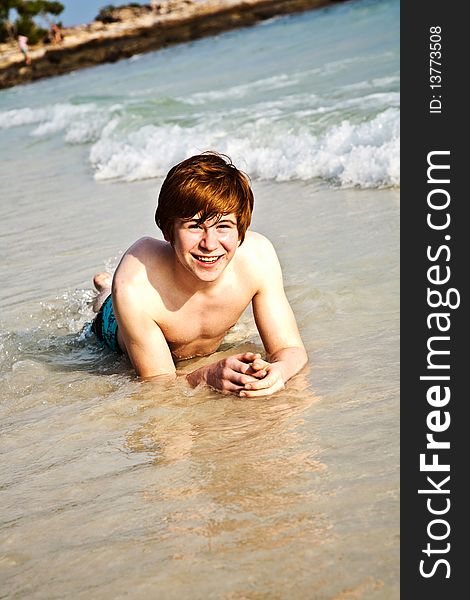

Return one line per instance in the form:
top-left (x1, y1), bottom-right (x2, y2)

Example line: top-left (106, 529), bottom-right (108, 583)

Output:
top-left (204, 352), bottom-right (285, 397)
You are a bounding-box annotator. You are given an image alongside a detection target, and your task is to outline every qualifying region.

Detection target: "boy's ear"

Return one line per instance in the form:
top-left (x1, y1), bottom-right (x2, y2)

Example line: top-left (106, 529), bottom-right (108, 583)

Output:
top-left (163, 226), bottom-right (173, 244)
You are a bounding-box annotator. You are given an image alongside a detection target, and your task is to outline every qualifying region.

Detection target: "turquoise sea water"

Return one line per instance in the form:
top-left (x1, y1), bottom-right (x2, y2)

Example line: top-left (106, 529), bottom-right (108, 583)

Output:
top-left (1, 0), bottom-right (399, 187)
top-left (0, 1), bottom-right (400, 598)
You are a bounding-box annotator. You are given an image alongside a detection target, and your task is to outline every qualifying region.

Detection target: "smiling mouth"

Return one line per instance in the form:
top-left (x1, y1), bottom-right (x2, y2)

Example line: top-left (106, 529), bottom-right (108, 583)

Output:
top-left (192, 254), bottom-right (223, 264)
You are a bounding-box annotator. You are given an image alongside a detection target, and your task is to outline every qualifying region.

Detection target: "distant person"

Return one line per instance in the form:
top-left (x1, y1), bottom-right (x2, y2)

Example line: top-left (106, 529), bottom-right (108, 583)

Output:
top-left (91, 152), bottom-right (307, 396)
top-left (18, 35), bottom-right (31, 65)
top-left (49, 23), bottom-right (63, 44)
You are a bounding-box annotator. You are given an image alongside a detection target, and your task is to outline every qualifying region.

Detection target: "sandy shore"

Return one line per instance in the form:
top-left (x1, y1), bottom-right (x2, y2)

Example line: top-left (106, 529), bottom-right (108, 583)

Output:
top-left (0, 0), bottom-right (341, 90)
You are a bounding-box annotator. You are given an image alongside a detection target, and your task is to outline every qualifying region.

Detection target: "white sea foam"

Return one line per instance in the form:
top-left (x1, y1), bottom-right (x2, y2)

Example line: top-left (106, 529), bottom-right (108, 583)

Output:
top-left (89, 108), bottom-right (399, 187)
top-left (0, 106), bottom-right (49, 128)
top-left (0, 102), bottom-right (115, 144)
top-left (0, 103), bottom-right (90, 129)
top-left (31, 104), bottom-right (96, 136)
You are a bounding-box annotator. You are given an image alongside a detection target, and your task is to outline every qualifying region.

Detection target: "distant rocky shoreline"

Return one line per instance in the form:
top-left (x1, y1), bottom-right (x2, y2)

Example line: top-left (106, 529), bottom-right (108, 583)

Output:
top-left (0, 0), bottom-right (341, 90)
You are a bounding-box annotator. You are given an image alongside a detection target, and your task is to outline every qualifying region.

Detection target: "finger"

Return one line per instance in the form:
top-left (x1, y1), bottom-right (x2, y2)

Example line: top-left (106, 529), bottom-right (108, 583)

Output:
top-left (248, 359), bottom-right (270, 378)
top-left (232, 352), bottom-right (261, 363)
top-left (223, 381), bottom-right (247, 393)
top-left (239, 381), bottom-right (284, 398)
top-left (220, 364), bottom-right (258, 385)
top-left (244, 372), bottom-right (279, 391)
top-left (209, 380), bottom-right (244, 394)
top-left (230, 359), bottom-right (259, 376)
top-left (219, 372), bottom-right (262, 396)
top-left (251, 358), bottom-right (270, 371)
top-left (228, 360), bottom-right (266, 382)
top-left (248, 369), bottom-right (268, 379)
top-left (229, 370), bottom-right (259, 386)
top-left (245, 366), bottom-right (268, 378)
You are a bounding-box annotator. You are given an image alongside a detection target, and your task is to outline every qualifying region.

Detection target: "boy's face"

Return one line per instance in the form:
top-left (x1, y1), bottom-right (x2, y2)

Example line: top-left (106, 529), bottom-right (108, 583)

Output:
top-left (171, 213), bottom-right (240, 282)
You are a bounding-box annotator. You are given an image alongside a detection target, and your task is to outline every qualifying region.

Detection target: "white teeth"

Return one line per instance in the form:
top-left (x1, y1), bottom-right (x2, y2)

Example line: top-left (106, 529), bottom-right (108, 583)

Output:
top-left (197, 256), bottom-right (219, 263)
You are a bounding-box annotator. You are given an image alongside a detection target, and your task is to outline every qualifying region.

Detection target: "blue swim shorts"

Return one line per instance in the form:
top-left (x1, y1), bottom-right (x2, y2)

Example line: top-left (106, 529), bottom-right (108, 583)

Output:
top-left (92, 294), bottom-right (121, 353)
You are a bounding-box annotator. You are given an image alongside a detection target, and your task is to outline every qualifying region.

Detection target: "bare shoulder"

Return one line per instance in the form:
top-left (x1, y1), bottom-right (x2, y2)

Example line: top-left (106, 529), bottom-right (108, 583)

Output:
top-left (113, 237), bottom-right (168, 297)
top-left (122, 236), bottom-right (167, 264)
top-left (236, 231), bottom-right (283, 292)
top-left (237, 231), bottom-right (280, 268)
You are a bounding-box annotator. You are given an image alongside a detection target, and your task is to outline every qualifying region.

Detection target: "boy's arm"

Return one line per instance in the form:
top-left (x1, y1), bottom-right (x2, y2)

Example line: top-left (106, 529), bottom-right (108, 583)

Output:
top-left (244, 236), bottom-right (307, 397)
top-left (113, 286), bottom-right (176, 379)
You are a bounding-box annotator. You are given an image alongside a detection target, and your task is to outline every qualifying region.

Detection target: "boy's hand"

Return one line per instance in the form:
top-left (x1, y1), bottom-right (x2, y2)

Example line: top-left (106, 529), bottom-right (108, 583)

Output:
top-left (239, 358), bottom-right (285, 397)
top-left (245, 357), bottom-right (270, 378)
top-left (188, 352), bottom-right (261, 394)
top-left (187, 353), bottom-right (287, 397)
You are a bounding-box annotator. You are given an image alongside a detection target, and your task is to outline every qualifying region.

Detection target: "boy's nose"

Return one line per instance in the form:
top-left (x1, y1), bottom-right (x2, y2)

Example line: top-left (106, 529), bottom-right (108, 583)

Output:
top-left (200, 227), bottom-right (218, 251)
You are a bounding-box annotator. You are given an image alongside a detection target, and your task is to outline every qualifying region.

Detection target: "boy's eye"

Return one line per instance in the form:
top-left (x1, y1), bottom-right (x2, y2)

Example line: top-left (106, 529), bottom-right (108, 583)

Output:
top-left (189, 224), bottom-right (202, 229)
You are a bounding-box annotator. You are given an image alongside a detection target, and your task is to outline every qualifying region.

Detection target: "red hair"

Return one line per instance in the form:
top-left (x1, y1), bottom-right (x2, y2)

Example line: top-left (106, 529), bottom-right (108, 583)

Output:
top-left (155, 152), bottom-right (254, 244)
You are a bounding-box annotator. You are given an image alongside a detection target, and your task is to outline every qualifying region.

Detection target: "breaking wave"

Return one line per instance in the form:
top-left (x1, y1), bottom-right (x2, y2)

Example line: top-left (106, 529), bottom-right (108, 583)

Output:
top-left (0, 84), bottom-right (399, 188)
top-left (89, 107), bottom-right (399, 187)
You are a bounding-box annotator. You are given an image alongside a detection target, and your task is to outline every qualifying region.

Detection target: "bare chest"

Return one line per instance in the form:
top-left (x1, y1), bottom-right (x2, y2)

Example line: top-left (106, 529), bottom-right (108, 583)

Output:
top-left (157, 290), bottom-right (251, 359)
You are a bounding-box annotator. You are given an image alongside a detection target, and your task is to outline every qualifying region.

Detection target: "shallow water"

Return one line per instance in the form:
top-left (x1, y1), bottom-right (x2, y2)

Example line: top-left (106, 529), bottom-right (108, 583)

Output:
top-left (0, 1), bottom-right (399, 597)
top-left (0, 178), bottom-right (399, 599)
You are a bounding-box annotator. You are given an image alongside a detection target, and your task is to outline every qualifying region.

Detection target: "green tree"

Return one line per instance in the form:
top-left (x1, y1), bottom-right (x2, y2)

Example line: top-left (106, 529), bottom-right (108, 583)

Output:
top-left (0, 1), bottom-right (16, 41)
top-left (0, 0), bottom-right (64, 43)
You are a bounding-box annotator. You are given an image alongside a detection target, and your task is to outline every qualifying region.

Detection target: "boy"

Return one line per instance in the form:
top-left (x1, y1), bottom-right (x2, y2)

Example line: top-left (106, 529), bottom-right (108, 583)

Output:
top-left (92, 152), bottom-right (307, 397)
